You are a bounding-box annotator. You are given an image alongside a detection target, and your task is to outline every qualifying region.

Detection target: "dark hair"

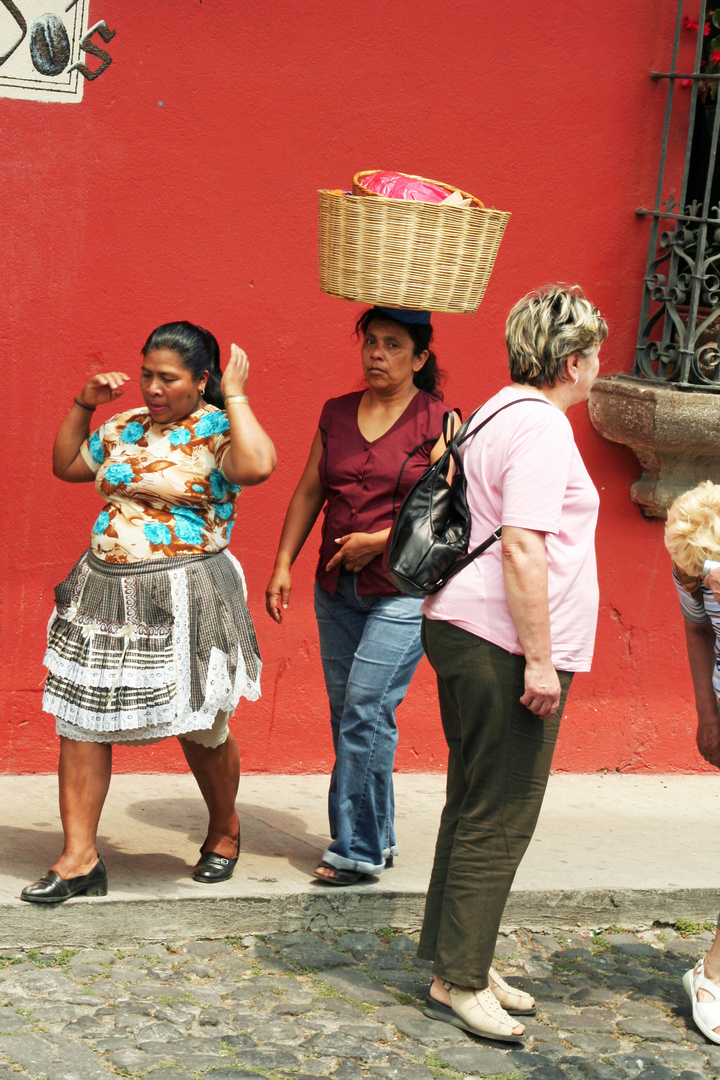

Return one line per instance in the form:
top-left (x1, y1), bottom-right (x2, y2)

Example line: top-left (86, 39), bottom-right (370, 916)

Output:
top-left (142, 321), bottom-right (224, 409)
top-left (354, 308), bottom-right (445, 400)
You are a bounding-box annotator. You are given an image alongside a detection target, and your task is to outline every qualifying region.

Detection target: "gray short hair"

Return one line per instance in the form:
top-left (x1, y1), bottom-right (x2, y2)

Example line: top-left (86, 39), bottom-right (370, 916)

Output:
top-left (506, 285), bottom-right (608, 388)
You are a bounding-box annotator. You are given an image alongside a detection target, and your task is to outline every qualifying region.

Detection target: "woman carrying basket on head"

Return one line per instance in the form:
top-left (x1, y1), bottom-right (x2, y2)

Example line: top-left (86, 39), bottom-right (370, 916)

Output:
top-left (266, 307), bottom-right (457, 886)
top-left (22, 322), bottom-right (276, 903)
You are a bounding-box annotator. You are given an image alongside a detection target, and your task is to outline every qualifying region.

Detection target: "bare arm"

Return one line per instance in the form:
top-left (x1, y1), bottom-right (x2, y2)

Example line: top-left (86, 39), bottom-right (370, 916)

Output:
top-left (220, 345), bottom-right (277, 486)
top-left (501, 525), bottom-right (561, 718)
top-left (265, 429), bottom-right (327, 622)
top-left (684, 617), bottom-right (720, 767)
top-left (706, 565), bottom-right (720, 604)
top-left (53, 371), bottom-right (130, 482)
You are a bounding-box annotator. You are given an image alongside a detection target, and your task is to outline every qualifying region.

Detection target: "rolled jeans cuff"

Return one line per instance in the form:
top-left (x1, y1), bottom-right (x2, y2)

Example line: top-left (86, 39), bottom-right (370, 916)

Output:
top-left (321, 846), bottom-right (397, 876)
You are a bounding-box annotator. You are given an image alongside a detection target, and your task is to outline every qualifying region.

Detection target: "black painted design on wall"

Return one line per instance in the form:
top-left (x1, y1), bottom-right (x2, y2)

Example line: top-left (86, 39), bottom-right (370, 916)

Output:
top-left (0, 1), bottom-right (27, 66)
top-left (67, 20), bottom-right (114, 80)
top-left (0, 1), bottom-right (115, 98)
top-left (29, 13), bottom-right (70, 76)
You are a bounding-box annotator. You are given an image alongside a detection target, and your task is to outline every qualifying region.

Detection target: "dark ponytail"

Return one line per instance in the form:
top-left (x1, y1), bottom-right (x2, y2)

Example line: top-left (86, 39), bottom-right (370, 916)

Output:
top-left (354, 308), bottom-right (445, 400)
top-left (142, 321), bottom-right (224, 409)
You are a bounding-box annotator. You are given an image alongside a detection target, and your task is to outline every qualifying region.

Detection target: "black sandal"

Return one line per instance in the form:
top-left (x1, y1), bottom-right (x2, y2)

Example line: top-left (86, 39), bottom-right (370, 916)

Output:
top-left (313, 860), bottom-right (364, 886)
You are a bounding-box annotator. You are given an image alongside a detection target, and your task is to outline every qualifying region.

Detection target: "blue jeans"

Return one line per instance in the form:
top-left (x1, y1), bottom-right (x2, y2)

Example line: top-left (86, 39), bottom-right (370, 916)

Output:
top-left (314, 571), bottom-right (425, 874)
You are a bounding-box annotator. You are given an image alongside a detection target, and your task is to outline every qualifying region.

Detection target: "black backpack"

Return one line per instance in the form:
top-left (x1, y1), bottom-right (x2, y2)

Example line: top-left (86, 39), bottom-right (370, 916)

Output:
top-left (384, 398), bottom-right (549, 597)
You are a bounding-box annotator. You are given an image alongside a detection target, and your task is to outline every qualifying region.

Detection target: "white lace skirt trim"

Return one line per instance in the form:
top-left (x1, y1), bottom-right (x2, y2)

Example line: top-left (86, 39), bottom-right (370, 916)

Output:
top-left (44, 647), bottom-right (177, 690)
top-left (54, 705), bottom-right (231, 745)
top-left (43, 550), bottom-right (261, 742)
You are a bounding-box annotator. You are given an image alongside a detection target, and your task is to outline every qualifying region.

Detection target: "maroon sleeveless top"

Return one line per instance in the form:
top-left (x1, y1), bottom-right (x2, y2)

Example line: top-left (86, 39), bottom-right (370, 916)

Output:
top-left (316, 390), bottom-right (449, 595)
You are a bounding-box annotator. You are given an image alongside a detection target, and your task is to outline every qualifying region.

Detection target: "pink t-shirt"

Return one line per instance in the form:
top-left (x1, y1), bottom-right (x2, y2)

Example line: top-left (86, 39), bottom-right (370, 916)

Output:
top-left (422, 386), bottom-right (599, 672)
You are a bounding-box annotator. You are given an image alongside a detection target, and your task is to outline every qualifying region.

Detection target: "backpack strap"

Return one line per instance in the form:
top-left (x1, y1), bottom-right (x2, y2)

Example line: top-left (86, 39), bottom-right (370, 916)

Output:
top-left (455, 395), bottom-right (551, 450)
top-left (435, 396), bottom-right (554, 587)
top-left (442, 409), bottom-right (456, 445)
top-left (391, 410), bottom-right (457, 519)
top-left (438, 525), bottom-right (504, 588)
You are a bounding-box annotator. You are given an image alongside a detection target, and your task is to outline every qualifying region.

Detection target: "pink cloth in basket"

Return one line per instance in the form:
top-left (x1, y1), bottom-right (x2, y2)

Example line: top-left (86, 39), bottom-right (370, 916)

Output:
top-left (360, 171), bottom-right (449, 202)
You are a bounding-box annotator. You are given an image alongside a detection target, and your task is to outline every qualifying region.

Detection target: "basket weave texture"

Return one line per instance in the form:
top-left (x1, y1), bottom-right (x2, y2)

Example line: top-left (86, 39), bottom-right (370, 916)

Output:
top-left (318, 173), bottom-right (510, 314)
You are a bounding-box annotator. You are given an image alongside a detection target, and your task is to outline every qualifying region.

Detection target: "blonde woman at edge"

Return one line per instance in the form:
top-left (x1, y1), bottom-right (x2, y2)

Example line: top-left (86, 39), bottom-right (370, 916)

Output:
top-left (666, 482), bottom-right (720, 1045)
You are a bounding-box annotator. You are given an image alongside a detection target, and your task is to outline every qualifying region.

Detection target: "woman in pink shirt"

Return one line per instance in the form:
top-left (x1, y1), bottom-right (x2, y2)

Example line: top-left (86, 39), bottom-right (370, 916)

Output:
top-left (419, 286), bottom-right (606, 1043)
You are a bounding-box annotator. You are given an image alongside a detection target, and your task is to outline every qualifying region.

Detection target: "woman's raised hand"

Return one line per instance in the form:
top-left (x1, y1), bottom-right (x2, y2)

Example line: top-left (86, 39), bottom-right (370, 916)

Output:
top-left (266, 566), bottom-right (292, 623)
top-left (77, 372), bottom-right (130, 408)
top-left (221, 344), bottom-right (249, 399)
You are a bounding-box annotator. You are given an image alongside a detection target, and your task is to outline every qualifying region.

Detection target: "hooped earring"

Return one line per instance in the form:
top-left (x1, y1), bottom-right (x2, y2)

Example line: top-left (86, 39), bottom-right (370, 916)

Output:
top-left (199, 386), bottom-right (205, 397)
top-left (571, 376), bottom-right (578, 388)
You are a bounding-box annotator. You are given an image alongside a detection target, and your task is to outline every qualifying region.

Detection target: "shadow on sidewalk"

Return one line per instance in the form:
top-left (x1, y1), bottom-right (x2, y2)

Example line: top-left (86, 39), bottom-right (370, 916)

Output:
top-left (123, 795), bottom-right (330, 875)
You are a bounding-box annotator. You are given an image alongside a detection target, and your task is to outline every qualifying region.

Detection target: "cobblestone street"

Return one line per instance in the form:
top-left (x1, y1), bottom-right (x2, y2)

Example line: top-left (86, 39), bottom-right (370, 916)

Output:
top-left (0, 925), bottom-right (719, 1080)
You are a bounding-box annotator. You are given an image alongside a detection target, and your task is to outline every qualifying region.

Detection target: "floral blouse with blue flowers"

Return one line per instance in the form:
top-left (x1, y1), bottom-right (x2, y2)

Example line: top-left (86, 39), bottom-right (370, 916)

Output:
top-left (79, 405), bottom-right (240, 562)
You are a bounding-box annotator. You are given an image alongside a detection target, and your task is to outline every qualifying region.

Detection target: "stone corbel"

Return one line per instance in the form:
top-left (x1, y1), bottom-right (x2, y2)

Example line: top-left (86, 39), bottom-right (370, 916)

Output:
top-left (588, 375), bottom-right (720, 519)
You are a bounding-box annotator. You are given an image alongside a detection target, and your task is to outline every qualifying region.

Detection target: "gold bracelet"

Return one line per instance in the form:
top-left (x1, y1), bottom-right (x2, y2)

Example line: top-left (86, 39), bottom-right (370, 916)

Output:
top-left (73, 397), bottom-right (96, 412)
top-left (224, 394), bottom-right (250, 406)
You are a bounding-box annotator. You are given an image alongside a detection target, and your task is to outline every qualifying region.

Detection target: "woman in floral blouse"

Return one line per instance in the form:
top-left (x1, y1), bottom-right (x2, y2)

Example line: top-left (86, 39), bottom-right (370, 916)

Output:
top-left (22, 322), bottom-right (276, 904)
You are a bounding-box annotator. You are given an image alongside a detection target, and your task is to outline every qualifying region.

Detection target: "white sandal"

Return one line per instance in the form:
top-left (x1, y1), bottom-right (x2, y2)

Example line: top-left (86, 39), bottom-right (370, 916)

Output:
top-left (488, 966), bottom-right (536, 1016)
top-left (423, 981), bottom-right (526, 1043)
top-left (683, 956), bottom-right (720, 1044)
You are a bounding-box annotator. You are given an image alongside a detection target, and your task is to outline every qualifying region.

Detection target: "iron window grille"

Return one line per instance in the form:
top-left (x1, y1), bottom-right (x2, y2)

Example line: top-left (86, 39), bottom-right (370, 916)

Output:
top-left (635, 1), bottom-right (720, 389)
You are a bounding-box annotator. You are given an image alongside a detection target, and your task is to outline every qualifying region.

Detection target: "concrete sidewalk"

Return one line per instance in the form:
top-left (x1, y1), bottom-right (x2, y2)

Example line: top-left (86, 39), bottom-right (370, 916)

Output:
top-left (1, 773), bottom-right (719, 946)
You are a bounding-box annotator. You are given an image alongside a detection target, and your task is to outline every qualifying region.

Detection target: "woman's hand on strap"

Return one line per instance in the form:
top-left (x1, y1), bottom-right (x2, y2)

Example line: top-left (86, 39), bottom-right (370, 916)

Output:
top-left (266, 565), bottom-right (292, 623)
top-left (77, 372), bottom-right (130, 409)
top-left (326, 530), bottom-right (390, 573)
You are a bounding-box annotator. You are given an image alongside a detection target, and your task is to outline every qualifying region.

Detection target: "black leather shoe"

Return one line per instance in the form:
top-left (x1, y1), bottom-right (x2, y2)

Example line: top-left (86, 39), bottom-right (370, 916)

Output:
top-left (20, 857), bottom-right (108, 904)
top-left (193, 838), bottom-right (240, 883)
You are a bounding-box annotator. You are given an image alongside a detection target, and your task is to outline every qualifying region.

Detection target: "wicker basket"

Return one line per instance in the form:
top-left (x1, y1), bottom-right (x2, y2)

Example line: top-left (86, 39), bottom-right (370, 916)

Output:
top-left (318, 173), bottom-right (510, 314)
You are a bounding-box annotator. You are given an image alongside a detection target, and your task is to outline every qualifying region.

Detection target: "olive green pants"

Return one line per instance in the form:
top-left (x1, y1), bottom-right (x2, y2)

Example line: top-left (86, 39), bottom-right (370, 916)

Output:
top-left (417, 618), bottom-right (573, 987)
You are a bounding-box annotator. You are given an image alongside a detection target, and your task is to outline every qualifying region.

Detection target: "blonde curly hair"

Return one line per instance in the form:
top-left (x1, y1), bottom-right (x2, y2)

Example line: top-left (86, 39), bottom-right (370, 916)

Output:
top-left (506, 284), bottom-right (608, 388)
top-left (664, 481), bottom-right (720, 576)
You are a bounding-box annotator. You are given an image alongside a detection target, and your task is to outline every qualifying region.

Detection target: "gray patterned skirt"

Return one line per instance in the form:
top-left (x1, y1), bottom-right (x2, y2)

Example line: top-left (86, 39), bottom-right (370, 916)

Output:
top-left (43, 549), bottom-right (261, 744)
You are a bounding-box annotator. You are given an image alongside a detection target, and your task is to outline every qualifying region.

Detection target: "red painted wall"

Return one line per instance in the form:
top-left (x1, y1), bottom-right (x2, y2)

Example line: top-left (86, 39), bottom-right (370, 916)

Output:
top-left (1, 0), bottom-right (708, 773)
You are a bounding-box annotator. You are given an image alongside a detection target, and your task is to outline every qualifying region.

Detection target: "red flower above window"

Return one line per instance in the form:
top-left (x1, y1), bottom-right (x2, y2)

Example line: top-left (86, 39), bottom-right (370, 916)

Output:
top-left (683, 9), bottom-right (720, 99)
top-left (683, 15), bottom-right (710, 32)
